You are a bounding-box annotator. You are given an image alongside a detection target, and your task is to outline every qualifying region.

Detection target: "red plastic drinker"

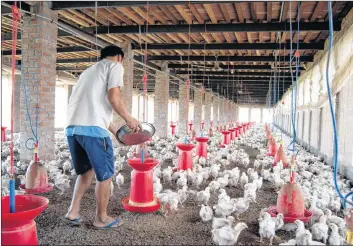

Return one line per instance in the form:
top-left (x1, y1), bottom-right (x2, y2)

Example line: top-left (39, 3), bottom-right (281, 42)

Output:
top-left (195, 137), bottom-right (209, 158)
top-left (176, 143), bottom-right (195, 171)
top-left (1, 126), bottom-right (7, 142)
top-left (221, 131), bottom-right (231, 146)
top-left (122, 158), bottom-right (160, 213)
top-left (2, 195), bottom-right (49, 245)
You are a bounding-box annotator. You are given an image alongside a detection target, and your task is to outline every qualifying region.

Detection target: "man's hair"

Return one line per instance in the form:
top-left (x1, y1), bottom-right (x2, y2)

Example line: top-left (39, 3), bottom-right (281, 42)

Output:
top-left (100, 45), bottom-right (125, 60)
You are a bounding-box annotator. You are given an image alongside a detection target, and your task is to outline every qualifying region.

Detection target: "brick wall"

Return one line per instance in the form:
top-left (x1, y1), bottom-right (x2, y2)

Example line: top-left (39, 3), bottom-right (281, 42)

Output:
top-left (178, 83), bottom-right (189, 135)
top-left (193, 88), bottom-right (203, 133)
top-left (112, 42), bottom-right (134, 129)
top-left (20, 3), bottom-right (57, 161)
top-left (154, 67), bottom-right (169, 138)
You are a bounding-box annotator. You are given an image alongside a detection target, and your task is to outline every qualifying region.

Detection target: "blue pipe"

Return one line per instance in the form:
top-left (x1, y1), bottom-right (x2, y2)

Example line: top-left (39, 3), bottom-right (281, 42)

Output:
top-left (9, 179), bottom-right (15, 213)
top-left (326, 1), bottom-right (353, 206)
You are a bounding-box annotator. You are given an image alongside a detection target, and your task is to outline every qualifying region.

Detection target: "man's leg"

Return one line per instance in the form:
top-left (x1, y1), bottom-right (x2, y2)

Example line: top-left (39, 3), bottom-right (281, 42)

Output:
top-left (84, 136), bottom-right (119, 228)
top-left (66, 169), bottom-right (95, 219)
top-left (93, 177), bottom-right (117, 227)
top-left (66, 135), bottom-right (94, 220)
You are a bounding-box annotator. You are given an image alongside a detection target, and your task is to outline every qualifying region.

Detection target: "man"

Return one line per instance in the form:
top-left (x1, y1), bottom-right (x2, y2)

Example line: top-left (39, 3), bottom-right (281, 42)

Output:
top-left (64, 45), bottom-right (139, 229)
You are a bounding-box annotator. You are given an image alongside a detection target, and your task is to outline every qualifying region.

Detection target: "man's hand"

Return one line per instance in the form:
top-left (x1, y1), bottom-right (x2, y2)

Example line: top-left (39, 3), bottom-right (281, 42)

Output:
top-left (126, 117), bottom-right (140, 133)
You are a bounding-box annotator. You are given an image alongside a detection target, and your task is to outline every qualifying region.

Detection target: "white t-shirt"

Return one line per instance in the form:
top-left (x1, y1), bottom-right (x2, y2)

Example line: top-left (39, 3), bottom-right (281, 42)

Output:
top-left (66, 59), bottom-right (124, 130)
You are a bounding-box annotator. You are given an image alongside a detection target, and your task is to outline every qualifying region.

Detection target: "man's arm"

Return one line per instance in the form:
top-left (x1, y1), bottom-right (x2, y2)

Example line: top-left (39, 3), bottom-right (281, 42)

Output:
top-left (108, 87), bottom-right (139, 132)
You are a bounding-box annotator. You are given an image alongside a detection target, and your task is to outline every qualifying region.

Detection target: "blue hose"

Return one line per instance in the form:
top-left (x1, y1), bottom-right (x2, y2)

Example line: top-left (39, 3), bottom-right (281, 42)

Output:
top-left (9, 179), bottom-right (15, 213)
top-left (326, 1), bottom-right (353, 207)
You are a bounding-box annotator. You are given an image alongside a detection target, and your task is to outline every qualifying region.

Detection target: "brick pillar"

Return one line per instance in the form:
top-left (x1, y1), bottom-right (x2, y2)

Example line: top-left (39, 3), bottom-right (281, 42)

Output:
top-left (204, 92), bottom-right (212, 128)
top-left (14, 74), bottom-right (21, 133)
top-left (154, 65), bottom-right (169, 138)
top-left (178, 83), bottom-right (189, 135)
top-left (193, 88), bottom-right (203, 132)
top-left (20, 3), bottom-right (57, 161)
top-left (112, 42), bottom-right (134, 128)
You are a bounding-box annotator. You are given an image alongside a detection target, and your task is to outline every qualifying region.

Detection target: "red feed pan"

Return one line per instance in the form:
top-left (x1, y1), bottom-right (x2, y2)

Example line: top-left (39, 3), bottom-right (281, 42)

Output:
top-left (19, 183), bottom-right (54, 194)
top-left (2, 195), bottom-right (49, 228)
top-left (267, 206), bottom-right (312, 223)
top-left (122, 197), bottom-right (160, 213)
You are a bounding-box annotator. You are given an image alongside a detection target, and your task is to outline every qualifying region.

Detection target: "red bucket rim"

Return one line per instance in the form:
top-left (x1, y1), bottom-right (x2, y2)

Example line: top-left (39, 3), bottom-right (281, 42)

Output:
top-left (2, 194), bottom-right (49, 222)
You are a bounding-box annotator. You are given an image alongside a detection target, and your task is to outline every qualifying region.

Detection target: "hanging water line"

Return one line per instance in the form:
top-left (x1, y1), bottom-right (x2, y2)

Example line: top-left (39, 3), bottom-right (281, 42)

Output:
top-left (287, 1), bottom-right (300, 155)
top-left (9, 3), bottom-right (21, 213)
top-left (322, 1), bottom-right (353, 207)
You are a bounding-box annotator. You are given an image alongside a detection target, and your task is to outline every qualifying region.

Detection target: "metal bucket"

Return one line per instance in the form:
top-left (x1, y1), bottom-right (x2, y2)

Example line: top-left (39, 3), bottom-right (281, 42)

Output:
top-left (116, 122), bottom-right (155, 146)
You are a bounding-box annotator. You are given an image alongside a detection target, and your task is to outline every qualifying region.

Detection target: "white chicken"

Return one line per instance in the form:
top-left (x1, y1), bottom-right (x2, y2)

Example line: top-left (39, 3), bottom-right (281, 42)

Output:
top-left (199, 204), bottom-right (213, 222)
top-left (153, 178), bottom-right (163, 195)
top-left (232, 196), bottom-right (251, 220)
top-left (218, 189), bottom-right (231, 204)
top-left (212, 216), bottom-right (235, 230)
top-left (208, 180), bottom-right (221, 192)
top-left (176, 174), bottom-right (187, 189)
top-left (259, 212), bottom-right (276, 245)
top-left (328, 223), bottom-right (345, 245)
top-left (240, 172), bottom-right (248, 189)
top-left (212, 222), bottom-right (248, 245)
top-left (115, 173), bottom-right (124, 189)
top-left (294, 220), bottom-right (307, 246)
top-left (311, 215), bottom-right (328, 244)
top-left (196, 187), bottom-right (210, 205)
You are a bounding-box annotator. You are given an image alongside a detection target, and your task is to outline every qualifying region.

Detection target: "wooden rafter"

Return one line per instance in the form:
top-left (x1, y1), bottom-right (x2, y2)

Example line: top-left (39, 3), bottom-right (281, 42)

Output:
top-left (203, 4), bottom-right (218, 24)
top-left (175, 5), bottom-right (192, 24)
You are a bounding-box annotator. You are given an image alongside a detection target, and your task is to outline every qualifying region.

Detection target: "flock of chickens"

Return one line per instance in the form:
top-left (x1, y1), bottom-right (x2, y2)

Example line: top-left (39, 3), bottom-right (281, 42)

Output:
top-left (1, 124), bottom-right (352, 245)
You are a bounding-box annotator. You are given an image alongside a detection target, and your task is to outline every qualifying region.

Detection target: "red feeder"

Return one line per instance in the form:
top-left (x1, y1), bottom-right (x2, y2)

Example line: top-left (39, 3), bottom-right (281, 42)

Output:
top-left (229, 128), bottom-right (235, 142)
top-left (220, 130), bottom-right (230, 148)
top-left (235, 127), bottom-right (240, 138)
top-left (195, 137), bottom-right (209, 158)
top-left (238, 126), bottom-right (243, 136)
top-left (1, 126), bottom-right (7, 142)
top-left (267, 157), bottom-right (312, 223)
top-left (273, 144), bottom-right (288, 167)
top-left (201, 121), bottom-right (205, 130)
top-left (122, 158), bottom-right (160, 213)
top-left (2, 195), bottom-right (49, 245)
top-left (176, 143), bottom-right (195, 171)
top-left (20, 161), bottom-right (53, 194)
top-left (170, 122), bottom-right (176, 136)
top-left (267, 137), bottom-right (277, 157)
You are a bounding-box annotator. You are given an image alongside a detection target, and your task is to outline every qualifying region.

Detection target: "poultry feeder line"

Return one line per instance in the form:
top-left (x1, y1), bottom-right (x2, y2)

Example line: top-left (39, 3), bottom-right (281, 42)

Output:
top-left (2, 5), bottom-right (50, 246)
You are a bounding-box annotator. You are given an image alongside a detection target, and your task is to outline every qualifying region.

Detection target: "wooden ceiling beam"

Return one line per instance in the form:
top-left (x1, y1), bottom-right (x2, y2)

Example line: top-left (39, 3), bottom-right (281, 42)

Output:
top-left (234, 3), bottom-right (244, 23)
top-left (131, 6), bottom-right (155, 25)
top-left (267, 2), bottom-right (272, 22)
top-left (105, 8), bottom-right (133, 25)
top-left (175, 5), bottom-right (192, 24)
top-left (188, 4), bottom-right (204, 24)
top-left (219, 3), bottom-right (231, 23)
top-left (203, 4), bottom-right (218, 24)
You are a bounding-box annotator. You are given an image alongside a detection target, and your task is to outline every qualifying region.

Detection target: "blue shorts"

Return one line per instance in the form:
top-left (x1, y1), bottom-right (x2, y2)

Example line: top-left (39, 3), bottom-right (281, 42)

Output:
top-left (67, 135), bottom-right (114, 182)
